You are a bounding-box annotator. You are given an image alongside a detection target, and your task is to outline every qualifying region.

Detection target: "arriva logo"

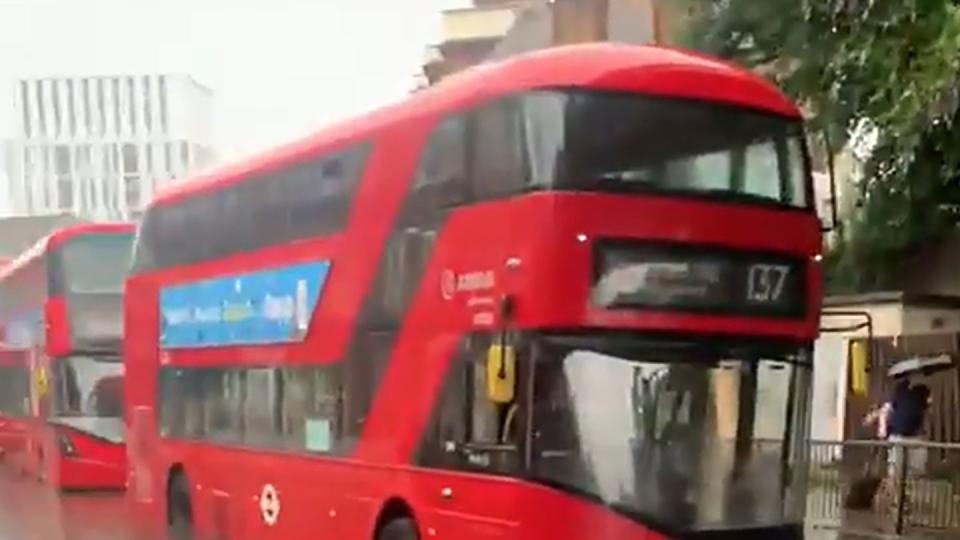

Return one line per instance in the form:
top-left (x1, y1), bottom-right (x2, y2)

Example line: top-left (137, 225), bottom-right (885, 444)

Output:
top-left (441, 269), bottom-right (495, 300)
top-left (441, 270), bottom-right (456, 300)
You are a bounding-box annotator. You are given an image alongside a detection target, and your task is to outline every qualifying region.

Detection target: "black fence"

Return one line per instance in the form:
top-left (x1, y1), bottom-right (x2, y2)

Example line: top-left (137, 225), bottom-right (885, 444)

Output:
top-left (806, 439), bottom-right (960, 537)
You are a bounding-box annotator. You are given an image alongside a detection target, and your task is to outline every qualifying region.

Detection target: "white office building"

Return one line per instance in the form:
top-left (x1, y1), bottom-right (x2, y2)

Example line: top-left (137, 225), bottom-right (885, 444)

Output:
top-left (2, 74), bottom-right (215, 220)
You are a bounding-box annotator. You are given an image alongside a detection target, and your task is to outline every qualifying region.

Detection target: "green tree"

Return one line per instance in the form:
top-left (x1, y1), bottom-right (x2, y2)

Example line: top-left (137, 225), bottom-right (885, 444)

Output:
top-left (682, 0), bottom-right (960, 292)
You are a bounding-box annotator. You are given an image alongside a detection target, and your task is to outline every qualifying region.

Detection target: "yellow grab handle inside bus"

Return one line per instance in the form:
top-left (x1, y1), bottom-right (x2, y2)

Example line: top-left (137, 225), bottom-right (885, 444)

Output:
top-left (485, 344), bottom-right (516, 404)
top-left (850, 340), bottom-right (868, 396)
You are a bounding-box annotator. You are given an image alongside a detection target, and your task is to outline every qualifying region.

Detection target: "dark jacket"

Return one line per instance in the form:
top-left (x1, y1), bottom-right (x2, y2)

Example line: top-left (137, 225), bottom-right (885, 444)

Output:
top-left (888, 383), bottom-right (930, 437)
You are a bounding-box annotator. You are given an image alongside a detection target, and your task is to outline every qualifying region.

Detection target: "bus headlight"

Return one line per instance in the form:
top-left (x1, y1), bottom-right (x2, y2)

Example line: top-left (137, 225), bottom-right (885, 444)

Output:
top-left (58, 433), bottom-right (76, 457)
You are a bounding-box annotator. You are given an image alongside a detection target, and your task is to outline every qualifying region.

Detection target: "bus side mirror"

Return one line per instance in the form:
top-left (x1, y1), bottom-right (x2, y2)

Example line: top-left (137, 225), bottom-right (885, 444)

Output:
top-left (33, 367), bottom-right (47, 398)
top-left (820, 209), bottom-right (837, 233)
top-left (814, 170), bottom-right (839, 233)
top-left (850, 340), bottom-right (868, 396)
top-left (485, 344), bottom-right (516, 404)
top-left (814, 130), bottom-right (840, 234)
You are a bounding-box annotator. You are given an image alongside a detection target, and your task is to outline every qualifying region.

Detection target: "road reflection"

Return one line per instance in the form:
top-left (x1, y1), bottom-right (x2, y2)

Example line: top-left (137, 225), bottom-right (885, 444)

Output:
top-left (0, 468), bottom-right (131, 540)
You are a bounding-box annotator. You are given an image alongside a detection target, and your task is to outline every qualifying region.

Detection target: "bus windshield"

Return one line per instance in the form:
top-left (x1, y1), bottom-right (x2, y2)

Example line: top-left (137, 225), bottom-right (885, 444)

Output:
top-left (55, 233), bottom-right (134, 294)
top-left (0, 365), bottom-right (29, 417)
top-left (515, 91), bottom-right (809, 208)
top-left (50, 355), bottom-right (124, 442)
top-left (530, 335), bottom-right (810, 533)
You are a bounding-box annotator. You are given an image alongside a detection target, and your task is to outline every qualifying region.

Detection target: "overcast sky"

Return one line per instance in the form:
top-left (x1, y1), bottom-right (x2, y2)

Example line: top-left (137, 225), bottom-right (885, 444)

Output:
top-left (0, 0), bottom-right (470, 160)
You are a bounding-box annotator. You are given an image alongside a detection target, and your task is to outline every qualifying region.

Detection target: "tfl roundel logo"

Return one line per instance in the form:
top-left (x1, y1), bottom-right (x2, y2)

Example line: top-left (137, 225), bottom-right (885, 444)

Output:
top-left (441, 270), bottom-right (456, 300)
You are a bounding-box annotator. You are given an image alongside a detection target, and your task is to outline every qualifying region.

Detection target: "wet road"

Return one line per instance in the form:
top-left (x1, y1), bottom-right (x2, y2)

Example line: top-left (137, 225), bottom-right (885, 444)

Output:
top-left (0, 467), bottom-right (131, 540)
top-left (0, 464), bottom-right (938, 540)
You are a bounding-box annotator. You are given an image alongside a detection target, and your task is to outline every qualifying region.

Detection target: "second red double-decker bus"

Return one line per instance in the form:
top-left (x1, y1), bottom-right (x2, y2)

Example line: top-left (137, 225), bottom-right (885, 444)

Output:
top-left (0, 223), bottom-right (134, 490)
top-left (125, 43), bottom-right (821, 540)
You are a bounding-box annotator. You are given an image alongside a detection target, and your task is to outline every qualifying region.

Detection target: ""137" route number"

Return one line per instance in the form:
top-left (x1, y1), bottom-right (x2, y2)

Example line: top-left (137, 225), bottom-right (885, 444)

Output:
top-left (747, 264), bottom-right (790, 303)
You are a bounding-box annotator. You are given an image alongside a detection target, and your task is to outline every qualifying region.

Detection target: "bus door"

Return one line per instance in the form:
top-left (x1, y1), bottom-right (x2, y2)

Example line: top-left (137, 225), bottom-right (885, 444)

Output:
top-left (24, 350), bottom-right (50, 480)
top-left (156, 367), bottom-right (247, 540)
top-left (197, 369), bottom-right (249, 540)
top-left (128, 405), bottom-right (158, 504)
top-left (416, 336), bottom-right (525, 540)
top-left (238, 367), bottom-right (341, 540)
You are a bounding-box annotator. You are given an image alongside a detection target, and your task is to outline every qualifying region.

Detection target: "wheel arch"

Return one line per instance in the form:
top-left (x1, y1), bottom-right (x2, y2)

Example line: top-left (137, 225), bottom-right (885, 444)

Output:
top-left (373, 496), bottom-right (419, 539)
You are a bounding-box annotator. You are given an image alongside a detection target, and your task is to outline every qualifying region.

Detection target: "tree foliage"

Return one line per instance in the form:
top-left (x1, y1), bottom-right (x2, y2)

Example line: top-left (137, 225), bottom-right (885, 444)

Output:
top-left (682, 0), bottom-right (960, 292)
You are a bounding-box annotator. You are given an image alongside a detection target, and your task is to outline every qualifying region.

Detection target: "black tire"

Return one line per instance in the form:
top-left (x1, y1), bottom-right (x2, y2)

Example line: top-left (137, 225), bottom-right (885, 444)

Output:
top-left (167, 472), bottom-right (194, 540)
top-left (377, 518), bottom-right (419, 540)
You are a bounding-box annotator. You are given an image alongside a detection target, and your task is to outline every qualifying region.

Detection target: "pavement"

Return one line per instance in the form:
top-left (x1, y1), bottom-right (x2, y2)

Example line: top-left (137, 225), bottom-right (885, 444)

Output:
top-left (0, 466), bottom-right (130, 540)
top-left (806, 527), bottom-right (951, 540)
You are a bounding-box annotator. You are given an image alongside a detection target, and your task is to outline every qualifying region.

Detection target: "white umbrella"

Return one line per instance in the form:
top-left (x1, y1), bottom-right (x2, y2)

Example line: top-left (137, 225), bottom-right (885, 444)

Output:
top-left (888, 354), bottom-right (954, 377)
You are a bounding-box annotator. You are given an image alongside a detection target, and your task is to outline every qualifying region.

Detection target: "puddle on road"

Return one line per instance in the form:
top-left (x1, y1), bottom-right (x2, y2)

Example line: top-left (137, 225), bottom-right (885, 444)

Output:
top-left (0, 469), bottom-right (132, 540)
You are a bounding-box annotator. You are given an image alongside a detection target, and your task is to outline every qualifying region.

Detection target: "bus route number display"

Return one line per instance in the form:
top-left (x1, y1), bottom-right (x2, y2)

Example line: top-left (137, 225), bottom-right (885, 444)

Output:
top-left (592, 241), bottom-right (805, 318)
top-left (746, 263), bottom-right (791, 305)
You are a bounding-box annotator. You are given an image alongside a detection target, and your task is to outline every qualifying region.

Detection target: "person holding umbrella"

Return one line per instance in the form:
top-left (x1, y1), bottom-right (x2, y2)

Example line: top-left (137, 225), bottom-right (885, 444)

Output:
top-left (874, 354), bottom-right (943, 521)
top-left (886, 378), bottom-right (931, 474)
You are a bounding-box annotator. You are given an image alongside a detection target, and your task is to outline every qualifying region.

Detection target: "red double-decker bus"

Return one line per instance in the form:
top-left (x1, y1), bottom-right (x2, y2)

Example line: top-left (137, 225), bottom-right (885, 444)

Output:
top-left (125, 44), bottom-right (822, 540)
top-left (0, 223), bottom-right (134, 490)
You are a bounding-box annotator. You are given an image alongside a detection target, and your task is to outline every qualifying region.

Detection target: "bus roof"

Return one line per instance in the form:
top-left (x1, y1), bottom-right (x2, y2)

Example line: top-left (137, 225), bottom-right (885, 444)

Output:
top-left (0, 222), bottom-right (134, 284)
top-left (149, 43), bottom-right (800, 210)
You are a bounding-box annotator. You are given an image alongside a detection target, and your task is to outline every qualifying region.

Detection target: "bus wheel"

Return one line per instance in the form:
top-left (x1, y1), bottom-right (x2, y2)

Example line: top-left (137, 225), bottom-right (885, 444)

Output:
top-left (167, 471), bottom-right (194, 540)
top-left (377, 518), bottom-right (419, 540)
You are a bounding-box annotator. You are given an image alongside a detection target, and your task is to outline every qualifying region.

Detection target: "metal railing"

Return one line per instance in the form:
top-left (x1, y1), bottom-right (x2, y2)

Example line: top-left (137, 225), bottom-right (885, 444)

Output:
top-left (806, 439), bottom-right (960, 537)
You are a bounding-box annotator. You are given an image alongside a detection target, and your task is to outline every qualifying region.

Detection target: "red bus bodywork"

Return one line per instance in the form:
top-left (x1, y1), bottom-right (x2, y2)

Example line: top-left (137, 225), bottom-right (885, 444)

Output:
top-left (126, 44), bottom-right (821, 540)
top-left (0, 223), bottom-right (133, 491)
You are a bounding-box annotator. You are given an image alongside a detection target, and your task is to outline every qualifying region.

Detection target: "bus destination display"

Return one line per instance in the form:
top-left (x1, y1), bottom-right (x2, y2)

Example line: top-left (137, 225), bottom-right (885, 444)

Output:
top-left (592, 240), bottom-right (805, 318)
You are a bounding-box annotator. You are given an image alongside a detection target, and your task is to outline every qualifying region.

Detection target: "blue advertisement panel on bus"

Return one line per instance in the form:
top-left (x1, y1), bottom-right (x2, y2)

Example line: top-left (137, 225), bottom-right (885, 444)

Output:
top-left (158, 260), bottom-right (331, 349)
